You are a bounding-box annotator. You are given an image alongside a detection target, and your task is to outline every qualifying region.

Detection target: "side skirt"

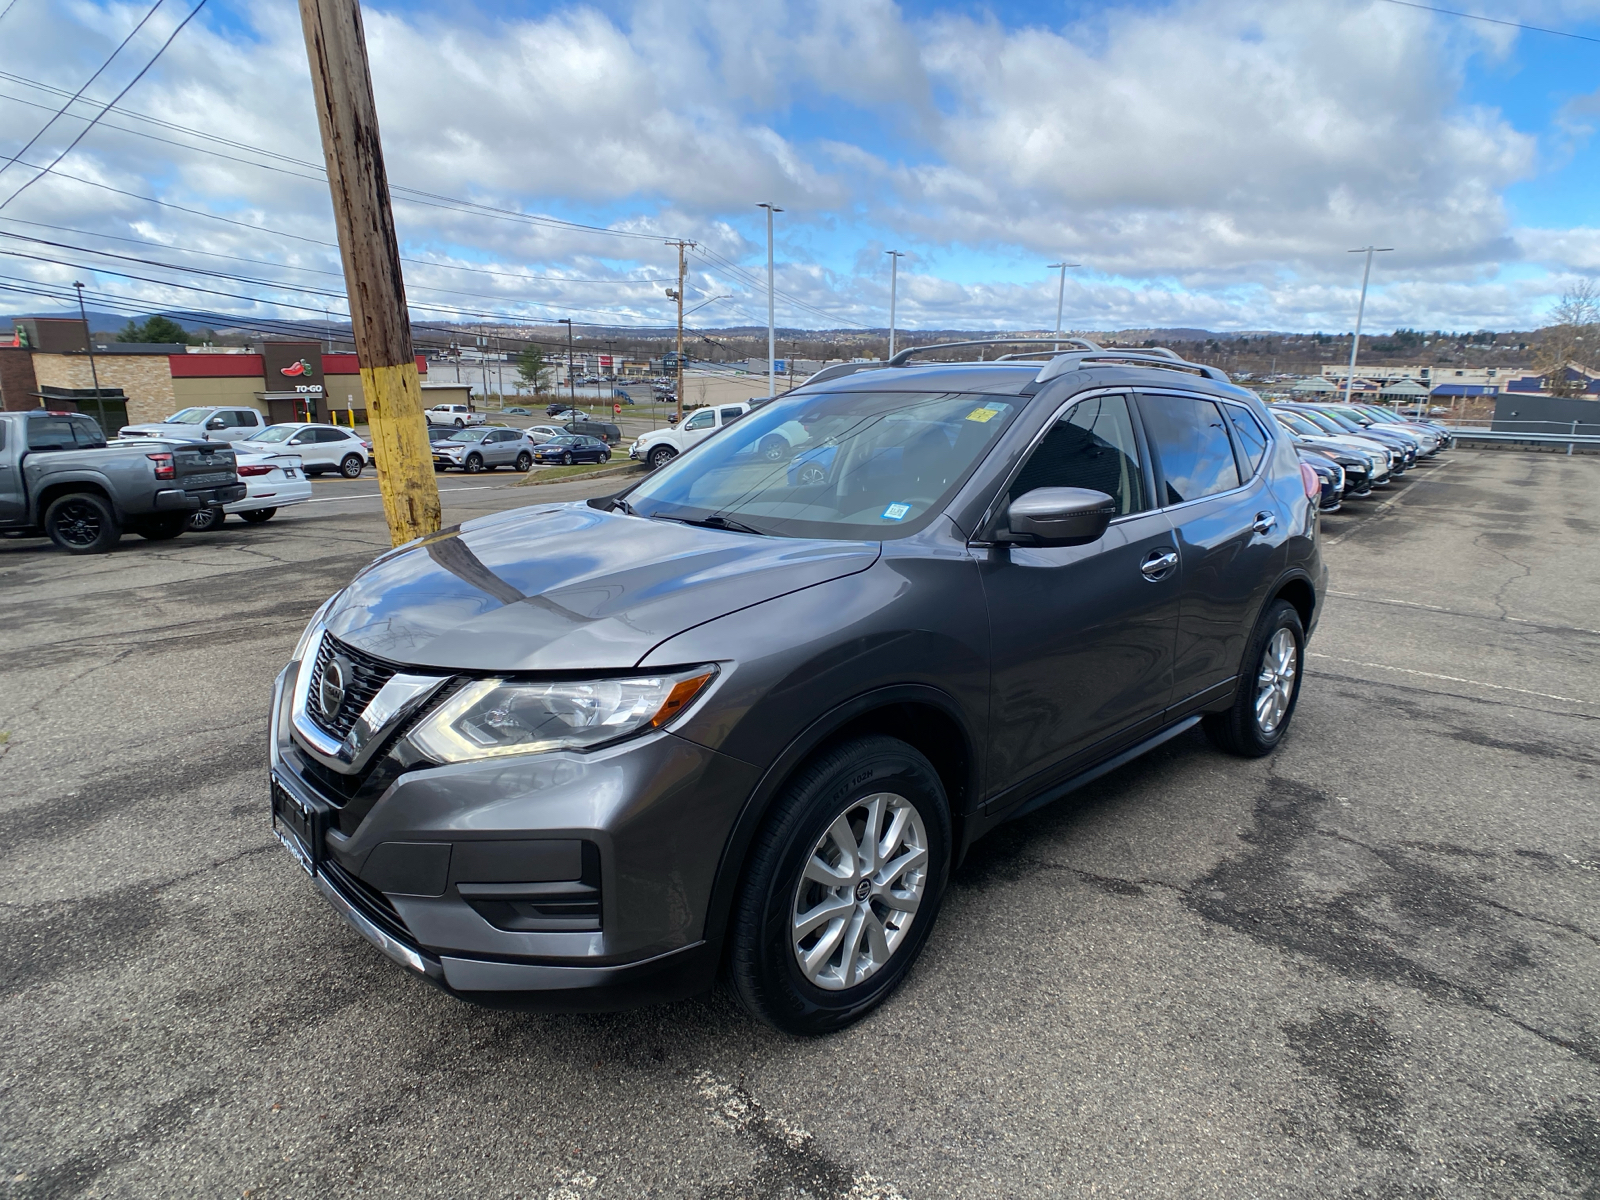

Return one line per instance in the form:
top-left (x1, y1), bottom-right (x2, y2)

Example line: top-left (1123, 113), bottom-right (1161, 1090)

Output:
top-left (993, 714), bottom-right (1202, 826)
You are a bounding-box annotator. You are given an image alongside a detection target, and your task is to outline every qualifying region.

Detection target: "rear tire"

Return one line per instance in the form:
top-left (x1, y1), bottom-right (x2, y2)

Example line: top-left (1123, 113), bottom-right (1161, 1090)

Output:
top-left (1203, 599), bottom-right (1304, 758)
top-left (728, 735), bottom-right (951, 1035)
top-left (515, 452), bottom-right (532, 471)
top-left (238, 508), bottom-right (276, 524)
top-left (44, 493), bottom-right (120, 554)
top-left (339, 454), bottom-right (363, 479)
top-left (135, 514), bottom-right (188, 541)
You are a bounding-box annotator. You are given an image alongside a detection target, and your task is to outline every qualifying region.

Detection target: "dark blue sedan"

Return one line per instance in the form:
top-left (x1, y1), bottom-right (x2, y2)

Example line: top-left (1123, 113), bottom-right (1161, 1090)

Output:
top-left (531, 434), bottom-right (611, 465)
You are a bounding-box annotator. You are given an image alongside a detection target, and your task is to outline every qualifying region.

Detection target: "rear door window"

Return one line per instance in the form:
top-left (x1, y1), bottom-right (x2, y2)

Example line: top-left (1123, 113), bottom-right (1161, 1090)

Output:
top-left (1139, 394), bottom-right (1241, 505)
top-left (27, 417), bottom-right (75, 451)
top-left (720, 407), bottom-right (745, 424)
top-left (1223, 405), bottom-right (1270, 477)
top-left (1009, 393), bottom-right (1148, 515)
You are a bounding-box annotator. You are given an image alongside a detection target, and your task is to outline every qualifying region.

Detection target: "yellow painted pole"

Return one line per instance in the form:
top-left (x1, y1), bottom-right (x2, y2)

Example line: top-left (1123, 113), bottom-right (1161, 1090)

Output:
top-left (298, 0), bottom-right (439, 544)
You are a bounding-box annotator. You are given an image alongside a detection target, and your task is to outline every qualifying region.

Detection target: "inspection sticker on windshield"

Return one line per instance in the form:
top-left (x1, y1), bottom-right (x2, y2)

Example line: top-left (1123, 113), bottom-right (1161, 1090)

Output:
top-left (965, 406), bottom-right (1002, 423)
top-left (881, 503), bottom-right (912, 521)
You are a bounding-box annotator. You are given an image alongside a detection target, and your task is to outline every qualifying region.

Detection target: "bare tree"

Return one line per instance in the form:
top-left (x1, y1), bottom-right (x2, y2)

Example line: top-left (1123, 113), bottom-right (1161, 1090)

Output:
top-left (1535, 279), bottom-right (1599, 396)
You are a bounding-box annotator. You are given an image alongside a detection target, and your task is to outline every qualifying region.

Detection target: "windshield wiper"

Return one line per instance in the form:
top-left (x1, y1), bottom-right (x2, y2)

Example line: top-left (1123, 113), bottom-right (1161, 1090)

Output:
top-left (658, 514), bottom-right (769, 536)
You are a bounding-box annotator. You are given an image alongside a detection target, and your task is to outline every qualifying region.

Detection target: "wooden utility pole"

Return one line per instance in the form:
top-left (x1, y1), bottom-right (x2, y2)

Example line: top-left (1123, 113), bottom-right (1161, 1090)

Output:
top-left (297, 0), bottom-right (439, 545)
top-left (666, 241), bottom-right (693, 421)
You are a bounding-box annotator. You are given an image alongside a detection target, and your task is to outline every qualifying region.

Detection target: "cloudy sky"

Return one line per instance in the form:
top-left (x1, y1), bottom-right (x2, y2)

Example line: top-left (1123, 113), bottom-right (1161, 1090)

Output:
top-left (0, 0), bottom-right (1597, 338)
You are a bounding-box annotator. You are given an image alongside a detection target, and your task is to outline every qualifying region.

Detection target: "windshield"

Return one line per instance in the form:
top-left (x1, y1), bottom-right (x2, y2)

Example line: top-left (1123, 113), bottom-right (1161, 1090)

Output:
top-left (446, 430), bottom-right (482, 443)
top-left (627, 389), bottom-right (1020, 539)
top-left (1273, 410), bottom-right (1321, 436)
top-left (244, 425), bottom-right (298, 443)
top-left (164, 408), bottom-right (210, 424)
top-left (1292, 409), bottom-right (1347, 435)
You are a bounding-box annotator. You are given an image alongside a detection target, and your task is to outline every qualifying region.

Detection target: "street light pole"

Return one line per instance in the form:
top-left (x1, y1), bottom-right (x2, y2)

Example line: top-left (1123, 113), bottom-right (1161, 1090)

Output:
top-left (1046, 262), bottom-right (1078, 350)
top-left (559, 318), bottom-right (575, 407)
top-left (72, 282), bottom-right (100, 398)
top-left (885, 250), bottom-right (905, 360)
top-left (1343, 246), bottom-right (1393, 406)
top-left (758, 203), bottom-right (782, 397)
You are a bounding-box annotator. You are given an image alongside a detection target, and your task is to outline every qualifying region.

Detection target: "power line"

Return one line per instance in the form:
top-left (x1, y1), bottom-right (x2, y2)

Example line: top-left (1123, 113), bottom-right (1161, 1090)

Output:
top-left (0, 0), bottom-right (167, 184)
top-left (0, 65), bottom-right (867, 326)
top-left (0, 219), bottom-right (666, 301)
top-left (0, 0), bottom-right (209, 213)
top-left (1376, 0), bottom-right (1600, 44)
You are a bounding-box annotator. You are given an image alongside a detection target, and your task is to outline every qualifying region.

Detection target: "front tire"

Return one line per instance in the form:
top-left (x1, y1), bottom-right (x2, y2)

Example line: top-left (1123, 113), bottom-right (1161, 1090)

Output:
top-left (648, 444), bottom-right (676, 470)
top-left (728, 735), bottom-right (951, 1035)
top-left (44, 493), bottom-right (120, 554)
top-left (339, 454), bottom-right (363, 479)
top-left (464, 453), bottom-right (484, 474)
top-left (187, 507), bottom-right (223, 532)
top-left (561, 451), bottom-right (572, 466)
top-left (1203, 598), bottom-right (1305, 758)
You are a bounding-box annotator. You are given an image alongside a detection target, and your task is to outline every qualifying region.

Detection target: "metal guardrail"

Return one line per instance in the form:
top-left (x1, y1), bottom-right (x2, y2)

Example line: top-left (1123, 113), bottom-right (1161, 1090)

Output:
top-left (1448, 427), bottom-right (1600, 452)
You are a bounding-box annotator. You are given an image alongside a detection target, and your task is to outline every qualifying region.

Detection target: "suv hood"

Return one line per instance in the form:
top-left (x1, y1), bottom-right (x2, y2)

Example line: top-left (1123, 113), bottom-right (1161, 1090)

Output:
top-left (121, 422), bottom-right (216, 440)
top-left (323, 502), bottom-right (881, 671)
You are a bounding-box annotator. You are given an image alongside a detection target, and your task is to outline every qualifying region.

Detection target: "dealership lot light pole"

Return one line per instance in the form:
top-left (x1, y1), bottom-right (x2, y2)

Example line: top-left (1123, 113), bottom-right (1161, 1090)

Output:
top-left (1344, 246), bottom-right (1393, 406)
top-left (759, 203), bottom-right (782, 397)
top-left (297, 0), bottom-right (439, 544)
top-left (1047, 262), bottom-right (1078, 350)
top-left (886, 250), bottom-right (904, 360)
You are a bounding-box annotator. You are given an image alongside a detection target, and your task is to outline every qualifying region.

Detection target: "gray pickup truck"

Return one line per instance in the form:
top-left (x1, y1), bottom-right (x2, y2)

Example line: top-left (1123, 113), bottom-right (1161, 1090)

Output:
top-left (0, 409), bottom-right (246, 554)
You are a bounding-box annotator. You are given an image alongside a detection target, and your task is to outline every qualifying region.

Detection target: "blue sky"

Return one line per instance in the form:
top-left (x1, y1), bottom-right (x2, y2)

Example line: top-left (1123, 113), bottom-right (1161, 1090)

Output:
top-left (0, 0), bottom-right (1597, 336)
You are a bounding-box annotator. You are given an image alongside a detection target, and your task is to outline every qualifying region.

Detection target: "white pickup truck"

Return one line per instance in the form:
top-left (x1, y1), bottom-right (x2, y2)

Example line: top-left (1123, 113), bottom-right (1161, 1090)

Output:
top-left (426, 404), bottom-right (486, 428)
top-left (633, 402), bottom-right (800, 469)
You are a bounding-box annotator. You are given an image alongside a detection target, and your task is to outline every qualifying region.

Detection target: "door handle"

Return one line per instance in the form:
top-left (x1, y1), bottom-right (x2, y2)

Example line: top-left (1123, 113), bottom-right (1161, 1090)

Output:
top-left (1252, 511), bottom-right (1277, 535)
top-left (1140, 549), bottom-right (1178, 579)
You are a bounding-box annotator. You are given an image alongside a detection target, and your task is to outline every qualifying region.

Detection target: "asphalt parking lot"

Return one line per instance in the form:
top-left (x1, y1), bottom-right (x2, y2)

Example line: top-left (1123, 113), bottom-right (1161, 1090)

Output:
top-left (1, 449), bottom-right (1597, 1199)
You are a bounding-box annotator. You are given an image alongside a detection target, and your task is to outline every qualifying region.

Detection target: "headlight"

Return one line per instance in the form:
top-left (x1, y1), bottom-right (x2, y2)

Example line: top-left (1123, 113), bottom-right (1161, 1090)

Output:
top-left (408, 666), bottom-right (717, 764)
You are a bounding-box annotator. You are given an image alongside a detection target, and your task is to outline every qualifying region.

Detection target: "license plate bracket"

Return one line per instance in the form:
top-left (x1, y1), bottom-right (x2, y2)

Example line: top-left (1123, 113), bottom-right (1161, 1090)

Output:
top-left (271, 777), bottom-right (327, 875)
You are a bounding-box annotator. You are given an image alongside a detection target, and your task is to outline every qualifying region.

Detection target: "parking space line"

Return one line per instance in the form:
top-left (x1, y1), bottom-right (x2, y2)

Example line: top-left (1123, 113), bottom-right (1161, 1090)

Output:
top-left (301, 485), bottom-right (504, 504)
top-left (1308, 652), bottom-right (1594, 706)
top-left (1323, 458), bottom-right (1455, 545)
top-left (1327, 590), bottom-right (1600, 637)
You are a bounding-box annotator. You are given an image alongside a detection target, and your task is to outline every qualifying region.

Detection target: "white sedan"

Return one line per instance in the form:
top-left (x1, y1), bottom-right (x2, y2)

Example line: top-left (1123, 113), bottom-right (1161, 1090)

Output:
top-left (234, 423), bottom-right (369, 478)
top-left (188, 448), bottom-right (312, 530)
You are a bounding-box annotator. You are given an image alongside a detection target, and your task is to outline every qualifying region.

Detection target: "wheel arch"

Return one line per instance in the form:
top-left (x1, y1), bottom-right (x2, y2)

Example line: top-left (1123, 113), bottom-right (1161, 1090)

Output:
top-left (36, 480), bottom-right (114, 522)
top-left (698, 683), bottom-right (978, 967)
top-left (1272, 570), bottom-right (1318, 634)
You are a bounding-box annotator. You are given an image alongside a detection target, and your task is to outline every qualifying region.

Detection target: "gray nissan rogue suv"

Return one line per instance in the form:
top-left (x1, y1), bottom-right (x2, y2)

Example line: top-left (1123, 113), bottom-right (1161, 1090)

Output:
top-left (270, 341), bottom-right (1327, 1034)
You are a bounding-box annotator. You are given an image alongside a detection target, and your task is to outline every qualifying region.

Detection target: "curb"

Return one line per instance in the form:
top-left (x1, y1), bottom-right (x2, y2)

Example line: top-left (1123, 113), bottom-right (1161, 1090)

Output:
top-left (512, 462), bottom-right (645, 488)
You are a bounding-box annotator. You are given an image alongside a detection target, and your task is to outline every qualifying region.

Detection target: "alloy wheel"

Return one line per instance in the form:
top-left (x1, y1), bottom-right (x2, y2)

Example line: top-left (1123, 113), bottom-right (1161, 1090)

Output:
top-left (791, 792), bottom-right (929, 991)
top-left (1255, 627), bottom-right (1298, 734)
top-left (54, 500), bottom-right (104, 548)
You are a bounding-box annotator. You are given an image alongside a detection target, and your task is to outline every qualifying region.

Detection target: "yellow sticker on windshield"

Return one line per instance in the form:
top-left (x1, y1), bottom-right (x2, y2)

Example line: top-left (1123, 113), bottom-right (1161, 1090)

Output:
top-left (965, 407), bottom-right (1001, 423)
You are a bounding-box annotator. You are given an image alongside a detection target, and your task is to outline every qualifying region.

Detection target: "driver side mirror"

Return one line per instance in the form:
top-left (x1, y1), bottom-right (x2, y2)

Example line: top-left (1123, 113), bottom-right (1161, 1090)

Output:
top-left (206, 417), bottom-right (226, 430)
top-left (1000, 487), bottom-right (1117, 546)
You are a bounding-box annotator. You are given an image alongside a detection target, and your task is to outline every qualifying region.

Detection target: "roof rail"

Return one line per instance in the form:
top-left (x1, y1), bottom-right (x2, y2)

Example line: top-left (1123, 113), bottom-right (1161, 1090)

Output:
top-left (1034, 349), bottom-right (1232, 385)
top-left (886, 337), bottom-right (1101, 367)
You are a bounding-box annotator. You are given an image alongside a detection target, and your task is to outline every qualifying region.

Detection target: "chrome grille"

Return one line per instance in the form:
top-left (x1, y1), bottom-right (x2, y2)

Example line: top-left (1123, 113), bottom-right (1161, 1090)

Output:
top-left (306, 632), bottom-right (399, 740)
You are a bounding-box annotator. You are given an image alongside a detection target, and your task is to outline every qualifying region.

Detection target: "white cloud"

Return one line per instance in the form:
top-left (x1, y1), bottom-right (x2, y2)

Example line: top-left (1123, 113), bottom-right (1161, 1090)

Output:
top-left (0, 0), bottom-right (1590, 335)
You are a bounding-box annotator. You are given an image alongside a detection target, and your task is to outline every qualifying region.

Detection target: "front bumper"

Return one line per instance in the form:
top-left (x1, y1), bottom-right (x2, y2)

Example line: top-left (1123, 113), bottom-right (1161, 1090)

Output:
top-left (268, 662), bottom-right (756, 1002)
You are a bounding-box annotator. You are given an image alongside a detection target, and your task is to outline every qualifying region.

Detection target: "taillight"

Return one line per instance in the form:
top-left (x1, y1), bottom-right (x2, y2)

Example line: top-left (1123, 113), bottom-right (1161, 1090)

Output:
top-left (147, 452), bottom-right (175, 480)
top-left (237, 464), bottom-right (273, 477)
top-left (1299, 462), bottom-right (1321, 499)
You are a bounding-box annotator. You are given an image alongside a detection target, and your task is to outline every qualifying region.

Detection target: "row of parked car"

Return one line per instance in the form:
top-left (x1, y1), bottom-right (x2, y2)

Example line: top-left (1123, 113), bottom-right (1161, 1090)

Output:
top-left (1268, 401), bottom-right (1454, 511)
